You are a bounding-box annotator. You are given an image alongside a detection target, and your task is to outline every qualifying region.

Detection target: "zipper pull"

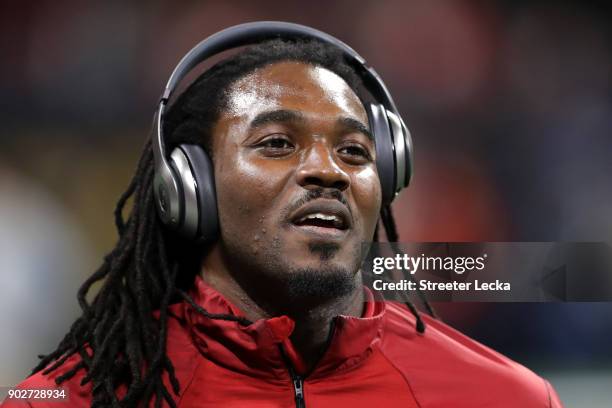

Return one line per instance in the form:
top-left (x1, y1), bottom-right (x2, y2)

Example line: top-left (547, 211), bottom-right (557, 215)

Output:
top-left (293, 376), bottom-right (305, 408)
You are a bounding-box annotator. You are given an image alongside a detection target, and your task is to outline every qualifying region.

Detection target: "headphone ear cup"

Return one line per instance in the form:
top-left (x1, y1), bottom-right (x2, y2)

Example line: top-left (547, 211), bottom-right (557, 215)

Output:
top-left (172, 144), bottom-right (219, 243)
top-left (367, 103), bottom-right (396, 206)
top-left (155, 157), bottom-right (183, 229)
top-left (401, 119), bottom-right (413, 188)
top-left (385, 109), bottom-right (411, 191)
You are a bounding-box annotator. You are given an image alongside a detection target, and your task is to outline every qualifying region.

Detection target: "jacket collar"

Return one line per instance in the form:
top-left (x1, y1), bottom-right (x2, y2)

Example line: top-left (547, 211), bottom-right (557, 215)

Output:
top-left (182, 276), bottom-right (385, 380)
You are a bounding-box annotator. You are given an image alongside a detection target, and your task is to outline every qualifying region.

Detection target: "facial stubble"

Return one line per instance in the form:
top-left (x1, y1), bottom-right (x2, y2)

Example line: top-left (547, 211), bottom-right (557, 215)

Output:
top-left (224, 232), bottom-right (365, 313)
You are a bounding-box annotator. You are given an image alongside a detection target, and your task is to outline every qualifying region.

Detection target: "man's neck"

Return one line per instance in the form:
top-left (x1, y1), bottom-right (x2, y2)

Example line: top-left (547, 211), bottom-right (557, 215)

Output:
top-left (200, 244), bottom-right (364, 373)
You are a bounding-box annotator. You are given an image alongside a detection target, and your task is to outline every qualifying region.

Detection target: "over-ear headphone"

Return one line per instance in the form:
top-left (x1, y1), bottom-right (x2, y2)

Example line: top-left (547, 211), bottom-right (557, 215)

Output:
top-left (153, 21), bottom-right (413, 243)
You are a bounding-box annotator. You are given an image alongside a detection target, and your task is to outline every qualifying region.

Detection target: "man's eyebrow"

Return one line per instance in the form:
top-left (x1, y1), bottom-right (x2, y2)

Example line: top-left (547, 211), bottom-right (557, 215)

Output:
top-left (250, 109), bottom-right (306, 129)
top-left (249, 110), bottom-right (373, 141)
top-left (338, 117), bottom-right (373, 141)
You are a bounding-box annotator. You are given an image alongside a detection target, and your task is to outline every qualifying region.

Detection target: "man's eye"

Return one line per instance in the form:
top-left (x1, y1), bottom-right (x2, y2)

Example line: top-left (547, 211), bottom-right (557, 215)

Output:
top-left (256, 136), bottom-right (295, 156)
top-left (338, 145), bottom-right (371, 160)
top-left (262, 138), bottom-right (293, 149)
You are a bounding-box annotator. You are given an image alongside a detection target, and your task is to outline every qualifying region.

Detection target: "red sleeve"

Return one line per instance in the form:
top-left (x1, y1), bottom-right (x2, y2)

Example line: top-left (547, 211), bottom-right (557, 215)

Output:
top-left (1, 373), bottom-right (74, 408)
top-left (1, 354), bottom-right (92, 408)
top-left (0, 397), bottom-right (32, 407)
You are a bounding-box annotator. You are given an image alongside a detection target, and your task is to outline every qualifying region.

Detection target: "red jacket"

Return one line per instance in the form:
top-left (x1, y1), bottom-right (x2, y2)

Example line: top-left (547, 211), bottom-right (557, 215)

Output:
top-left (3, 276), bottom-right (563, 407)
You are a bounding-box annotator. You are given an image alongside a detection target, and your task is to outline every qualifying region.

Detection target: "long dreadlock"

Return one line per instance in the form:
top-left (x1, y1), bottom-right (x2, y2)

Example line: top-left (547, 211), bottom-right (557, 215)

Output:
top-left (32, 38), bottom-right (435, 407)
top-left (379, 205), bottom-right (437, 333)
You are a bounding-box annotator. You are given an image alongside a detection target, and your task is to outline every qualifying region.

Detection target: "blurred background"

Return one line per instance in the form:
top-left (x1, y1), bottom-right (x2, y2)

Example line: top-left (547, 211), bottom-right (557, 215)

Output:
top-left (1, 1), bottom-right (611, 406)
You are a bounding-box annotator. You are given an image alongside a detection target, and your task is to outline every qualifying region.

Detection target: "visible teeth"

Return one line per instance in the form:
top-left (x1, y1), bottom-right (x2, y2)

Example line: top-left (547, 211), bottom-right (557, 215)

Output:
top-left (298, 213), bottom-right (340, 223)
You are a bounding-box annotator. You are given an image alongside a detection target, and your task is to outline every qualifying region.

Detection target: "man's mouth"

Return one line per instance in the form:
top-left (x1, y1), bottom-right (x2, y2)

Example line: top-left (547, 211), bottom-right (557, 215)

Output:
top-left (294, 212), bottom-right (346, 229)
top-left (288, 200), bottom-right (351, 236)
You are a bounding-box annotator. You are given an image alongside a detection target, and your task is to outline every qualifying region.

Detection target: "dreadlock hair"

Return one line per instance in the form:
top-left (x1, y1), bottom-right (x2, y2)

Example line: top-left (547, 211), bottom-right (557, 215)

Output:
top-left (32, 37), bottom-right (433, 408)
top-left (379, 205), bottom-right (438, 333)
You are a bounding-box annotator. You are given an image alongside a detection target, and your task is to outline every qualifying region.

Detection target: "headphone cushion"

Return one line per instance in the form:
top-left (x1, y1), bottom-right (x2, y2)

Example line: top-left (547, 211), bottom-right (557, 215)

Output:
top-left (177, 144), bottom-right (219, 243)
top-left (367, 103), bottom-right (396, 205)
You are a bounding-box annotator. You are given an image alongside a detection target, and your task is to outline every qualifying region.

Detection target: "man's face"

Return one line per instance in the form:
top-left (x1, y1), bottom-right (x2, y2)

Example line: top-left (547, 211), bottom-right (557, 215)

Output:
top-left (209, 61), bottom-right (381, 303)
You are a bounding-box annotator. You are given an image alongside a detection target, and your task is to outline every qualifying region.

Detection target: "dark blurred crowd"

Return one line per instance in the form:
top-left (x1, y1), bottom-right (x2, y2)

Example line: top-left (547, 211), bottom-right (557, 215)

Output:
top-left (1, 1), bottom-right (611, 405)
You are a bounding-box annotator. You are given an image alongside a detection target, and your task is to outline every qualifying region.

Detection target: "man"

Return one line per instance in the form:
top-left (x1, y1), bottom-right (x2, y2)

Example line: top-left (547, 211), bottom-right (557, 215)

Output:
top-left (3, 27), bottom-right (563, 407)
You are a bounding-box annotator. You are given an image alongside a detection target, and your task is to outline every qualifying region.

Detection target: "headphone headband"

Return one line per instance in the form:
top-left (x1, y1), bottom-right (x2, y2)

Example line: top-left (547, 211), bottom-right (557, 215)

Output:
top-left (160, 21), bottom-right (395, 106)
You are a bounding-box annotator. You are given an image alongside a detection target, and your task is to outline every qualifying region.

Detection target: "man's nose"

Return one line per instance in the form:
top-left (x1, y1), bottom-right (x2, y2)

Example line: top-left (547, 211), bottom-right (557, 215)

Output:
top-left (295, 142), bottom-right (350, 191)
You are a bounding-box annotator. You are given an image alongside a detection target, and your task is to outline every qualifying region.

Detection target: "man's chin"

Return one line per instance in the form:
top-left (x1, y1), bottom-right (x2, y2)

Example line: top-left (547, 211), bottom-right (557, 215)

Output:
top-left (283, 265), bottom-right (358, 302)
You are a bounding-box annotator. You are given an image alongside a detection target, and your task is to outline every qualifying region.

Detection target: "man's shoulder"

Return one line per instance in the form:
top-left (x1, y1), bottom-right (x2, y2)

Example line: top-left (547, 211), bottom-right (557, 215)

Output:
top-left (1, 353), bottom-right (92, 407)
top-left (1, 306), bottom-right (199, 408)
top-left (379, 302), bottom-right (561, 407)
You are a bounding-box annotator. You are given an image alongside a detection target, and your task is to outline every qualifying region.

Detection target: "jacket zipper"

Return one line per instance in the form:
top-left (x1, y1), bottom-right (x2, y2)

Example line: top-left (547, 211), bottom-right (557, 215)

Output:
top-left (290, 370), bottom-right (305, 408)
top-left (279, 319), bottom-right (339, 407)
top-left (279, 345), bottom-right (306, 408)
